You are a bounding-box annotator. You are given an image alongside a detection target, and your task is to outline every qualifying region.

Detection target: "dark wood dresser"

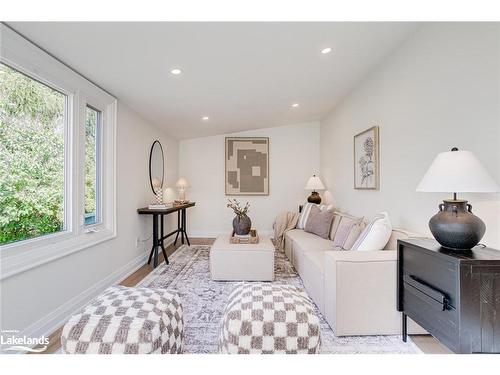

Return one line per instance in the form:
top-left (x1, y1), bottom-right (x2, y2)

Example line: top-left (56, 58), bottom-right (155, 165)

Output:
top-left (397, 238), bottom-right (500, 353)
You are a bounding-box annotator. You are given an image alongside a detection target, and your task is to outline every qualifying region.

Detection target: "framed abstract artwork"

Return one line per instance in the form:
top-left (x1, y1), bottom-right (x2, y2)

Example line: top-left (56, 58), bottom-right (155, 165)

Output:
top-left (354, 126), bottom-right (379, 190)
top-left (225, 137), bottom-right (269, 195)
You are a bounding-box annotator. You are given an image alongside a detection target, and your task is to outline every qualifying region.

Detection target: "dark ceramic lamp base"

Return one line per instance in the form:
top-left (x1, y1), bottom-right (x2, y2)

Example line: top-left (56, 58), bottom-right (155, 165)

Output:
top-left (307, 191), bottom-right (321, 204)
top-left (429, 199), bottom-right (486, 251)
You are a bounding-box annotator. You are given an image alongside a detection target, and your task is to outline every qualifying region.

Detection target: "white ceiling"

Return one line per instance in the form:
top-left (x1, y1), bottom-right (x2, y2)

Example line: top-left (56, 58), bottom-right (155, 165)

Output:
top-left (7, 22), bottom-right (419, 139)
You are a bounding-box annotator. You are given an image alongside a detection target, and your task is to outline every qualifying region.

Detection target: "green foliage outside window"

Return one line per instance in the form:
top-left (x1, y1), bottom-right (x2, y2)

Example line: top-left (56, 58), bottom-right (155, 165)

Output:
top-left (0, 63), bottom-right (65, 244)
top-left (85, 107), bottom-right (97, 223)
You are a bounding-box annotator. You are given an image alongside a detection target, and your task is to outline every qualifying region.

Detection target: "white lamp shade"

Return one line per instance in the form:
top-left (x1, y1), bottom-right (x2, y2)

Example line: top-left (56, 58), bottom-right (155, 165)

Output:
top-left (417, 150), bottom-right (499, 193)
top-left (305, 175), bottom-right (325, 190)
top-left (175, 177), bottom-right (190, 188)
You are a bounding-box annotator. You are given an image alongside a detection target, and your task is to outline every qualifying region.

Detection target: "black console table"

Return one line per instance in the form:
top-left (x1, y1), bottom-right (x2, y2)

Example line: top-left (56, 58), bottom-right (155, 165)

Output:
top-left (397, 238), bottom-right (500, 353)
top-left (137, 202), bottom-right (195, 268)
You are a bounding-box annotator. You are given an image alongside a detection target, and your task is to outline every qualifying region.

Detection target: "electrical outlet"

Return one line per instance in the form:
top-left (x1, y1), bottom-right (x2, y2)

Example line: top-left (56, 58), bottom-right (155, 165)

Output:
top-left (135, 237), bottom-right (139, 248)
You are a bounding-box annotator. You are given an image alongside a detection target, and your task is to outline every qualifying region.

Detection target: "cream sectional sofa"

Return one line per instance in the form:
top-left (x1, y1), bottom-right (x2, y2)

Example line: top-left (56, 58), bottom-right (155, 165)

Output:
top-left (284, 213), bottom-right (426, 336)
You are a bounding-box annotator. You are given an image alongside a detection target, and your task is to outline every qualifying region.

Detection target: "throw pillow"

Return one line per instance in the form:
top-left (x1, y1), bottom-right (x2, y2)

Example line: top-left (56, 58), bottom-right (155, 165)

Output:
top-left (343, 221), bottom-right (365, 250)
top-left (304, 205), bottom-right (335, 239)
top-left (351, 212), bottom-right (393, 251)
top-left (332, 216), bottom-right (364, 249)
top-left (296, 203), bottom-right (333, 229)
top-left (329, 212), bottom-right (363, 240)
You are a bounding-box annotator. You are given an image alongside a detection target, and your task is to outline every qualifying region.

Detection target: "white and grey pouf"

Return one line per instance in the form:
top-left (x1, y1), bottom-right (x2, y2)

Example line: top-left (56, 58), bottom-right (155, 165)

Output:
top-left (61, 286), bottom-right (184, 354)
top-left (219, 283), bottom-right (321, 354)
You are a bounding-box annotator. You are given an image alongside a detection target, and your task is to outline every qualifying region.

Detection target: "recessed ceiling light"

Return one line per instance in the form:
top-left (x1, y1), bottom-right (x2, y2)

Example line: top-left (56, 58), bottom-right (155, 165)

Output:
top-left (202, 116), bottom-right (210, 121)
top-left (170, 68), bottom-right (182, 75)
top-left (292, 103), bottom-right (299, 108)
top-left (321, 47), bottom-right (332, 54)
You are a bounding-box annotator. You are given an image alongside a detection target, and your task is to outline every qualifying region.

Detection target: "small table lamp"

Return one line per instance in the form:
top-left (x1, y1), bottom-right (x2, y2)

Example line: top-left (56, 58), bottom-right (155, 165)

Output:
top-left (417, 147), bottom-right (499, 250)
top-left (176, 177), bottom-right (190, 203)
top-left (305, 175), bottom-right (325, 204)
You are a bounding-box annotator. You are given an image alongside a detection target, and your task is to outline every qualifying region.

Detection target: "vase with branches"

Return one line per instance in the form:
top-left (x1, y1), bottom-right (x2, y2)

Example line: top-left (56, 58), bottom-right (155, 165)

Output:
top-left (227, 199), bottom-right (252, 235)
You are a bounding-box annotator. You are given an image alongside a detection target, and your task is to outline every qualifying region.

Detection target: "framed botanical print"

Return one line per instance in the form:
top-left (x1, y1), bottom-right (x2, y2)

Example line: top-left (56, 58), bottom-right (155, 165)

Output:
top-left (225, 137), bottom-right (269, 195)
top-left (354, 126), bottom-right (379, 190)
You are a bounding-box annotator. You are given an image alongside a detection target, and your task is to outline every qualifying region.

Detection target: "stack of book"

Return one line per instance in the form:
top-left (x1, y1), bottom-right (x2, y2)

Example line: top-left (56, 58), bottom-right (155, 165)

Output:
top-left (173, 200), bottom-right (190, 205)
top-left (148, 203), bottom-right (172, 209)
top-left (230, 230), bottom-right (259, 244)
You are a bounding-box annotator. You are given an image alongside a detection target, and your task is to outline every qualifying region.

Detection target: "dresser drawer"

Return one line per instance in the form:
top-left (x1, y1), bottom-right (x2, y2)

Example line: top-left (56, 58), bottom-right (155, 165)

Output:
top-left (403, 282), bottom-right (458, 351)
top-left (402, 245), bottom-right (458, 308)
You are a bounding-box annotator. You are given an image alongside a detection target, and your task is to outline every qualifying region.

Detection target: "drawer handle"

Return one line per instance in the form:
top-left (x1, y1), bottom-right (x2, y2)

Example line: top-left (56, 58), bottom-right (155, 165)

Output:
top-left (403, 275), bottom-right (450, 311)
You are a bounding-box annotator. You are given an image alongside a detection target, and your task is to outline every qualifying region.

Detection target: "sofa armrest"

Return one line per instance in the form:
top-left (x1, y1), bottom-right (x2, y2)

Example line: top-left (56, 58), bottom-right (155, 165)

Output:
top-left (324, 249), bottom-right (396, 263)
top-left (324, 249), bottom-right (398, 336)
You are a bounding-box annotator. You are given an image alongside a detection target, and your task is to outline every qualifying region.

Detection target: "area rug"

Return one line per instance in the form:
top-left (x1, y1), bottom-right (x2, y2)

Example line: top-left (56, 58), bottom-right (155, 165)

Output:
top-left (138, 245), bottom-right (421, 354)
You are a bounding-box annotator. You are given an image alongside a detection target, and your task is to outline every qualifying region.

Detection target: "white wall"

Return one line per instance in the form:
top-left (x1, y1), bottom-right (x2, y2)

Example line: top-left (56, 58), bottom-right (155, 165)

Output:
top-left (179, 122), bottom-right (320, 236)
top-left (320, 23), bottom-right (500, 248)
top-left (0, 102), bottom-right (179, 336)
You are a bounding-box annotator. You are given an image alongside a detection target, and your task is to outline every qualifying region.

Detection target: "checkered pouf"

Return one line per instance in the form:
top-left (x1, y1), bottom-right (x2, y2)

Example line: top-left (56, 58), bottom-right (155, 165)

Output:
top-left (219, 283), bottom-right (321, 354)
top-left (61, 286), bottom-right (184, 354)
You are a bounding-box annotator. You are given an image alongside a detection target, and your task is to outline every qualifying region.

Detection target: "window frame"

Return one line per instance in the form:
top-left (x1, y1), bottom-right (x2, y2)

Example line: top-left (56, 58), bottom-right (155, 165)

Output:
top-left (82, 102), bottom-right (103, 229)
top-left (0, 24), bottom-right (117, 280)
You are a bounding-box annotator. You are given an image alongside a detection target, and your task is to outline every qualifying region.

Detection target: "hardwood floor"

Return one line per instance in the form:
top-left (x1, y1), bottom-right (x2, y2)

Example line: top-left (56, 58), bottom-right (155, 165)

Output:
top-left (409, 335), bottom-right (453, 354)
top-left (35, 237), bottom-right (448, 355)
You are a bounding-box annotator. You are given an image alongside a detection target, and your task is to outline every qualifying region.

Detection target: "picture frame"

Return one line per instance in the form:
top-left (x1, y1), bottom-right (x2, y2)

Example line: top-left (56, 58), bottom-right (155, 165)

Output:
top-left (225, 137), bottom-right (269, 196)
top-left (354, 126), bottom-right (379, 190)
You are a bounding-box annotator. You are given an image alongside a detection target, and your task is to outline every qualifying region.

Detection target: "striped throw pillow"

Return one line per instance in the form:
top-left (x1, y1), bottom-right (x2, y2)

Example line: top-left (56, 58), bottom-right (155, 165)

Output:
top-left (296, 203), bottom-right (333, 229)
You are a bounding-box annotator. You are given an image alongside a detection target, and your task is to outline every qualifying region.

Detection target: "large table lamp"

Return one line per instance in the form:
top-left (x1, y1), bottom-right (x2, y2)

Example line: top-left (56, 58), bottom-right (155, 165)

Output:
top-left (305, 175), bottom-right (326, 204)
top-left (417, 147), bottom-right (499, 250)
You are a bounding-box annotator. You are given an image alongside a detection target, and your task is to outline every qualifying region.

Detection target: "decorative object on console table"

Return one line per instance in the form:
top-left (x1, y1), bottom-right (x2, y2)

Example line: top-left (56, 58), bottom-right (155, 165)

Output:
top-left (397, 238), bottom-right (500, 353)
top-left (149, 140), bottom-right (166, 207)
top-left (305, 174), bottom-right (325, 203)
top-left (151, 178), bottom-right (166, 208)
top-left (227, 198), bottom-right (251, 235)
top-left (149, 141), bottom-right (164, 193)
top-left (175, 177), bottom-right (190, 204)
top-left (354, 126), bottom-right (379, 190)
top-left (417, 147), bottom-right (499, 250)
top-left (225, 137), bottom-right (269, 196)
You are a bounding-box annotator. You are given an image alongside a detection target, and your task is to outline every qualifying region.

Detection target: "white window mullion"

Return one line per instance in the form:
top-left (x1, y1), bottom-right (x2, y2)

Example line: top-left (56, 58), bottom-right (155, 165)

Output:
top-left (75, 91), bottom-right (87, 234)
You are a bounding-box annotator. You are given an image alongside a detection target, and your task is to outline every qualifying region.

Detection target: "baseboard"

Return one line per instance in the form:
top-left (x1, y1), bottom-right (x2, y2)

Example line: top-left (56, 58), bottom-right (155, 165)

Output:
top-left (189, 230), bottom-right (274, 238)
top-left (3, 239), bottom-right (173, 354)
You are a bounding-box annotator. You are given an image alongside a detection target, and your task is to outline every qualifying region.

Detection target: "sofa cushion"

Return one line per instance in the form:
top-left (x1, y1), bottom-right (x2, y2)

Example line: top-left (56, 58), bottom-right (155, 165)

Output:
top-left (291, 230), bottom-right (335, 254)
top-left (285, 228), bottom-right (311, 243)
top-left (304, 205), bottom-right (335, 239)
top-left (351, 212), bottom-right (392, 251)
top-left (329, 212), bottom-right (363, 240)
top-left (296, 203), bottom-right (334, 229)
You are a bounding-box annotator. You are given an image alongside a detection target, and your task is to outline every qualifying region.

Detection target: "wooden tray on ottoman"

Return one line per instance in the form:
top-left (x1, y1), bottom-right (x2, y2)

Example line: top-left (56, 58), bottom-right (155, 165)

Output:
top-left (230, 230), bottom-right (259, 244)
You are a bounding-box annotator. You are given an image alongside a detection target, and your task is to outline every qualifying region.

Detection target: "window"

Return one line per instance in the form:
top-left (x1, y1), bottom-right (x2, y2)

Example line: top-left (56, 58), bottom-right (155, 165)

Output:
top-left (84, 106), bottom-right (101, 226)
top-left (0, 24), bottom-right (116, 280)
top-left (0, 63), bottom-right (67, 244)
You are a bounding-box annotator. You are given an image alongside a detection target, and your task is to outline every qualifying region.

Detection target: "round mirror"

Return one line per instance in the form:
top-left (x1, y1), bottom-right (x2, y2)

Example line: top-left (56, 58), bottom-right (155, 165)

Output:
top-left (149, 140), bottom-right (164, 194)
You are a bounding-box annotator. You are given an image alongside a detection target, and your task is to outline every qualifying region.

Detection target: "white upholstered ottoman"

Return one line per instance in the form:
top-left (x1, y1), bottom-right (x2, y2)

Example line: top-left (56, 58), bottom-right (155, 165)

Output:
top-left (61, 286), bottom-right (183, 354)
top-left (210, 234), bottom-right (275, 281)
top-left (219, 283), bottom-right (321, 354)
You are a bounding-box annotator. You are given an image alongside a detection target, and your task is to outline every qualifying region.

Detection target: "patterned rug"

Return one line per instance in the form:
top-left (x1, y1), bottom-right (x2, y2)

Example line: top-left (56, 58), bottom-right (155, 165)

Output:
top-left (138, 245), bottom-right (421, 354)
